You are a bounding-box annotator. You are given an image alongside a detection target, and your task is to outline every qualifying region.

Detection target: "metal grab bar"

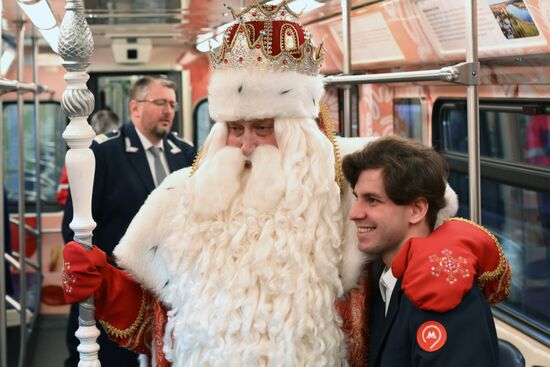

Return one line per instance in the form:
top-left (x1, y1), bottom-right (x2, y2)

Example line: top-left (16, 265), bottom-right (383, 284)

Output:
top-left (15, 18), bottom-right (28, 367)
top-left (7, 218), bottom-right (41, 237)
top-left (5, 253), bottom-right (40, 272)
top-left (0, 79), bottom-right (48, 95)
top-left (323, 62), bottom-right (479, 86)
top-left (465, 0), bottom-right (481, 224)
top-left (5, 296), bottom-right (25, 313)
top-left (341, 0), bottom-right (352, 137)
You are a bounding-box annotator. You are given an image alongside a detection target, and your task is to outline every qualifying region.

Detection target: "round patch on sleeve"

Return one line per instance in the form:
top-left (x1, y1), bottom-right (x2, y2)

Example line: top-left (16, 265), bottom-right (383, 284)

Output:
top-left (416, 321), bottom-right (447, 352)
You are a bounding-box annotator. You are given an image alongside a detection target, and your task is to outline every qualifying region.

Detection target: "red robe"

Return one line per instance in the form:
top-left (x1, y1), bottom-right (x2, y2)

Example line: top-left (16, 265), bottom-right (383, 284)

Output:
top-left (96, 219), bottom-right (510, 367)
top-left (99, 271), bottom-right (371, 367)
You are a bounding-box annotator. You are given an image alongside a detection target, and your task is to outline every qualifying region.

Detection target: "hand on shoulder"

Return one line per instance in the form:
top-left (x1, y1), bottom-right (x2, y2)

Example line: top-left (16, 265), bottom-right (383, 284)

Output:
top-left (392, 218), bottom-right (511, 312)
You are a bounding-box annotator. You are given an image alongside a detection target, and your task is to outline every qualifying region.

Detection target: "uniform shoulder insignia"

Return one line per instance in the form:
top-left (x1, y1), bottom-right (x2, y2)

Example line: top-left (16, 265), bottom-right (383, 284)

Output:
top-left (170, 131), bottom-right (187, 143)
top-left (94, 130), bottom-right (120, 144)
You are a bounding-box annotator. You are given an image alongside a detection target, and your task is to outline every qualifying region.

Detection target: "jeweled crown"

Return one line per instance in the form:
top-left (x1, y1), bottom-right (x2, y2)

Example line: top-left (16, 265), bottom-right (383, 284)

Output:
top-left (210, 0), bottom-right (324, 76)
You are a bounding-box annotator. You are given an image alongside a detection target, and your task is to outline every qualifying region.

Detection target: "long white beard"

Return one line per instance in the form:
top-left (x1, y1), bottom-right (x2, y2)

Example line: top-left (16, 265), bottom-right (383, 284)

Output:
top-left (160, 119), bottom-right (346, 366)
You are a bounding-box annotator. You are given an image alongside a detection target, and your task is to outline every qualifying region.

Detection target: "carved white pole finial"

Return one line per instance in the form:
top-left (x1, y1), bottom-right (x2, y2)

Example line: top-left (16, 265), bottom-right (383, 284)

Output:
top-left (59, 0), bottom-right (100, 366)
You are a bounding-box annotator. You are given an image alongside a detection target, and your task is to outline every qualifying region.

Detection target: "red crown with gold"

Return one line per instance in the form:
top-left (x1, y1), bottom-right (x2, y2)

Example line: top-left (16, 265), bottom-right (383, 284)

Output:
top-left (211, 0), bottom-right (324, 76)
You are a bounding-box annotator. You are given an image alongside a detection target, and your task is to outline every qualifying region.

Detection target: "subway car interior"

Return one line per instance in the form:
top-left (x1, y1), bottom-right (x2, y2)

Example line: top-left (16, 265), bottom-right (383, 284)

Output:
top-left (0, 0), bottom-right (549, 366)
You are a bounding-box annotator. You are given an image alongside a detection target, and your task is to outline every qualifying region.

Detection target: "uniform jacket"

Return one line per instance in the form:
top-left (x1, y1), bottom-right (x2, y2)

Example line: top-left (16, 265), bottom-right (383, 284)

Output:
top-left (368, 261), bottom-right (499, 367)
top-left (62, 122), bottom-right (196, 256)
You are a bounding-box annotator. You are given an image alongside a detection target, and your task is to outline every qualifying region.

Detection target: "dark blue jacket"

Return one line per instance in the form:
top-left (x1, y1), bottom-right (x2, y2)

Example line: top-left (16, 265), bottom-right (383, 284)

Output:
top-left (368, 262), bottom-right (499, 367)
top-left (61, 122), bottom-right (196, 256)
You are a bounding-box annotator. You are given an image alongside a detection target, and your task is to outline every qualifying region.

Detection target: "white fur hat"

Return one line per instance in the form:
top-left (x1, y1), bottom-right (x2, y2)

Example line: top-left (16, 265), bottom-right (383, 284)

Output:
top-left (208, 0), bottom-right (325, 122)
top-left (208, 69), bottom-right (324, 121)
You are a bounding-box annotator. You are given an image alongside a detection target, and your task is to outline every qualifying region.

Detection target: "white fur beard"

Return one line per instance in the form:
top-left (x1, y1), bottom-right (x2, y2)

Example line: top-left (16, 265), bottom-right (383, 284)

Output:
top-left (159, 119), bottom-right (347, 366)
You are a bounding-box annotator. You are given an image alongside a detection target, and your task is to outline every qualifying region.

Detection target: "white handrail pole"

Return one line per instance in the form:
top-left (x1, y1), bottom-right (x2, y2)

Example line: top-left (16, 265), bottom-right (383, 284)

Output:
top-left (58, 0), bottom-right (99, 365)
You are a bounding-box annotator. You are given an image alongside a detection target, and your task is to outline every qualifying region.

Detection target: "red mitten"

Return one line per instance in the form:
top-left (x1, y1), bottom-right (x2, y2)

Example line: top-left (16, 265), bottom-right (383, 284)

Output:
top-left (63, 241), bottom-right (145, 335)
top-left (392, 218), bottom-right (511, 312)
top-left (62, 241), bottom-right (107, 304)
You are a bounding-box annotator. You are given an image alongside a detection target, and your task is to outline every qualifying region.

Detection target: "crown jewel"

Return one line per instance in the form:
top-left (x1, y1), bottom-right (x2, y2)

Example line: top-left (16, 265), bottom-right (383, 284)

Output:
top-left (211, 0), bottom-right (324, 76)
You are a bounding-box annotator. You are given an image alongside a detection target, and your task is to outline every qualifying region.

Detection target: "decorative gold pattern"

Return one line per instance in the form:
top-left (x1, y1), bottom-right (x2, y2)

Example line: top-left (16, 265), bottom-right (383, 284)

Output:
top-left (244, 23), bottom-right (257, 47)
top-left (189, 146), bottom-right (203, 177)
top-left (319, 101), bottom-right (344, 191)
top-left (447, 217), bottom-right (511, 297)
top-left (122, 302), bottom-right (153, 353)
top-left (99, 287), bottom-right (148, 339)
top-left (335, 267), bottom-right (369, 367)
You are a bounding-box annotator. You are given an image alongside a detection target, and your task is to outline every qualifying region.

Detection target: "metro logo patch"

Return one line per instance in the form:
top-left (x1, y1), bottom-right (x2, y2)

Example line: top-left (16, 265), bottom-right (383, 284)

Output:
top-left (416, 321), bottom-right (447, 352)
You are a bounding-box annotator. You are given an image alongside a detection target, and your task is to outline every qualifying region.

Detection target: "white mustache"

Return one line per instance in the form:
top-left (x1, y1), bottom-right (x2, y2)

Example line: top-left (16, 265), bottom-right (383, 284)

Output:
top-left (242, 145), bottom-right (285, 213)
top-left (190, 146), bottom-right (244, 218)
top-left (190, 145), bottom-right (285, 217)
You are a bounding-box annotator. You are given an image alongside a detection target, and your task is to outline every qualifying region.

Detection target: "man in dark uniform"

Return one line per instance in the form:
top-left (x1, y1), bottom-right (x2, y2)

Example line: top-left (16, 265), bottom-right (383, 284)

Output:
top-left (61, 75), bottom-right (196, 367)
top-left (343, 136), bottom-right (501, 367)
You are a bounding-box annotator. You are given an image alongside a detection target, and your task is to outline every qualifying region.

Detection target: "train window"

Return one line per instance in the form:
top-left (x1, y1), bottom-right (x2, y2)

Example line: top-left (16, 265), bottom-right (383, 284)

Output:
top-left (193, 98), bottom-right (214, 148)
top-left (96, 75), bottom-right (132, 124)
top-left (393, 98), bottom-right (423, 142)
top-left (440, 104), bottom-right (550, 170)
top-left (338, 85), bottom-right (359, 137)
top-left (433, 99), bottom-right (550, 345)
top-left (2, 101), bottom-right (66, 211)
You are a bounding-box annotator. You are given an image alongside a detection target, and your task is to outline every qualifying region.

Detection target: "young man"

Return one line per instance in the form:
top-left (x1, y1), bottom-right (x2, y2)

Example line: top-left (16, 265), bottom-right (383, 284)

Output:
top-left (61, 2), bottom-right (509, 366)
top-left (343, 136), bottom-right (502, 367)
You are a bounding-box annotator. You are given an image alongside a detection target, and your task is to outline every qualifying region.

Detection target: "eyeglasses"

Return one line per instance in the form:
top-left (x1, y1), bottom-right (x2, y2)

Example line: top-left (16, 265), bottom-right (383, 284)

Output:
top-left (136, 99), bottom-right (180, 111)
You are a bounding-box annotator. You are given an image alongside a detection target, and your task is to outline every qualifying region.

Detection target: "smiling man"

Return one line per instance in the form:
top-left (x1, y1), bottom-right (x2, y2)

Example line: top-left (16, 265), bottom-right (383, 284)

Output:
top-left (343, 136), bottom-right (502, 367)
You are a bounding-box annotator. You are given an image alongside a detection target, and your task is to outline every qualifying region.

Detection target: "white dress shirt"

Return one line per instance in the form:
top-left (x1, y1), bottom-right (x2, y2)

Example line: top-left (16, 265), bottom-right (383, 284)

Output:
top-left (379, 266), bottom-right (398, 316)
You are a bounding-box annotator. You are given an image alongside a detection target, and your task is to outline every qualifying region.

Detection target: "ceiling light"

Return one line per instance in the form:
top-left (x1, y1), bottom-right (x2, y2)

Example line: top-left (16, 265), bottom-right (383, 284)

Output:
top-left (1, 47), bottom-right (16, 76)
top-left (37, 27), bottom-right (60, 54)
top-left (16, 0), bottom-right (60, 53)
top-left (266, 0), bottom-right (323, 13)
top-left (16, 0), bottom-right (57, 30)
